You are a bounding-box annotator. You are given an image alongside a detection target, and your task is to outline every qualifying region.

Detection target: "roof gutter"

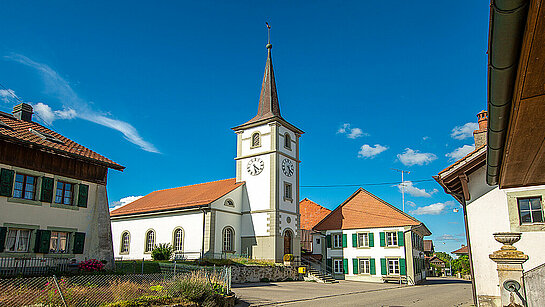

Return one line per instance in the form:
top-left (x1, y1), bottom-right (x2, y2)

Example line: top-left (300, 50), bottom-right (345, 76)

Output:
top-left (486, 0), bottom-right (529, 185)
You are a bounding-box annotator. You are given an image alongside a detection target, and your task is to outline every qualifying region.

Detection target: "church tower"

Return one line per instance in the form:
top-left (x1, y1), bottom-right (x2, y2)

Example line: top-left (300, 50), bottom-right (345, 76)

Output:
top-left (232, 40), bottom-right (303, 262)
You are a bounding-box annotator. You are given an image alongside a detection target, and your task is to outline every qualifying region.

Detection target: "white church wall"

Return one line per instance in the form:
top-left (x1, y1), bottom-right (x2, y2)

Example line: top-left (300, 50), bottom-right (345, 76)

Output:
top-left (279, 155), bottom-right (298, 213)
top-left (240, 154), bottom-right (271, 212)
top-left (277, 126), bottom-right (297, 157)
top-left (240, 125), bottom-right (272, 157)
top-left (241, 213), bottom-right (269, 237)
top-left (214, 210), bottom-right (242, 255)
top-left (112, 210), bottom-right (204, 260)
top-left (210, 186), bottom-right (243, 214)
top-left (279, 212), bottom-right (298, 237)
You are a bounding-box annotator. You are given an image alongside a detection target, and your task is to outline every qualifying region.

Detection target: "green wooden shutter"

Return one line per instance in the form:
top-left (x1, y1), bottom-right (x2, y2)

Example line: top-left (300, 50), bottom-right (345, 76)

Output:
top-left (352, 258), bottom-right (359, 274)
top-left (370, 258), bottom-right (376, 275)
top-left (369, 233), bottom-right (374, 247)
top-left (398, 231), bottom-right (404, 246)
top-left (400, 258), bottom-right (407, 275)
top-left (34, 230), bottom-right (51, 253)
top-left (379, 232), bottom-right (386, 247)
top-left (380, 258), bottom-right (387, 275)
top-left (0, 227), bottom-right (7, 252)
top-left (77, 184), bottom-right (89, 208)
top-left (73, 232), bottom-right (86, 254)
top-left (40, 177), bottom-right (54, 203)
top-left (352, 233), bottom-right (358, 247)
top-left (0, 168), bottom-right (15, 197)
top-left (326, 235), bottom-right (332, 248)
top-left (343, 258), bottom-right (348, 274)
top-left (342, 234), bottom-right (347, 248)
top-left (326, 258), bottom-right (332, 273)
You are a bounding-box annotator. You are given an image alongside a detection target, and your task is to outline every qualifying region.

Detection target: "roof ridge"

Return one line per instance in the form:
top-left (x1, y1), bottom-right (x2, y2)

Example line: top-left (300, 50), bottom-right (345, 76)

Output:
top-left (150, 178), bottom-right (238, 194)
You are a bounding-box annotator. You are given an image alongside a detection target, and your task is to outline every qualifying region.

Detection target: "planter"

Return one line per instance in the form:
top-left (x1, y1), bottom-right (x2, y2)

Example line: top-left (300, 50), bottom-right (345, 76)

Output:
top-left (283, 261), bottom-right (293, 266)
top-left (493, 232), bottom-right (522, 249)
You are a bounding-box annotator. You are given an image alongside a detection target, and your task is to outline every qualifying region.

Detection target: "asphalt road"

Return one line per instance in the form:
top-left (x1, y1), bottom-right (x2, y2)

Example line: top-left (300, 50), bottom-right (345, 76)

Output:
top-left (233, 277), bottom-right (473, 307)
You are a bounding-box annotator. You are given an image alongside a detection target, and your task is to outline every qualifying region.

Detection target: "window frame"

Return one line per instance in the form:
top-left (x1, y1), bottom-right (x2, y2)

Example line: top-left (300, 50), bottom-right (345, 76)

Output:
top-left (333, 259), bottom-right (344, 274)
top-left (145, 229), bottom-right (155, 253)
top-left (49, 231), bottom-right (70, 254)
top-left (224, 199), bottom-right (235, 207)
top-left (251, 132), bottom-right (261, 148)
top-left (387, 258), bottom-right (400, 275)
top-left (284, 133), bottom-right (292, 150)
top-left (386, 231), bottom-right (398, 247)
top-left (222, 226), bottom-right (234, 253)
top-left (173, 228), bottom-right (184, 252)
top-left (5, 228), bottom-right (32, 253)
top-left (55, 181), bottom-right (74, 205)
top-left (358, 258), bottom-right (371, 275)
top-left (357, 232), bottom-right (370, 248)
top-left (332, 233), bottom-right (343, 249)
top-left (517, 197), bottom-right (543, 224)
top-left (120, 231), bottom-right (130, 254)
top-left (13, 173), bottom-right (37, 201)
top-left (284, 182), bottom-right (293, 201)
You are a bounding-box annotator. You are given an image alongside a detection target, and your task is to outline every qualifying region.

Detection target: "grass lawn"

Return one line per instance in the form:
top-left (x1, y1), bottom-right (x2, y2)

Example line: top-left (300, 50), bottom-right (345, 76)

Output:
top-left (115, 258), bottom-right (277, 274)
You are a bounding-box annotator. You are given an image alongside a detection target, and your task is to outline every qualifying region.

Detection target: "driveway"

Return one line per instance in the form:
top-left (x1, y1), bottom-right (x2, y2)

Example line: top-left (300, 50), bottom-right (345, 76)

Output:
top-left (233, 277), bottom-right (473, 306)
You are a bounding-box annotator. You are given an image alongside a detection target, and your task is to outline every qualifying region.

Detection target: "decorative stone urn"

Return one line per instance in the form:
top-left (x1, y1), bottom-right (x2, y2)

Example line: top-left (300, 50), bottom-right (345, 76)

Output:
top-left (489, 232), bottom-right (528, 262)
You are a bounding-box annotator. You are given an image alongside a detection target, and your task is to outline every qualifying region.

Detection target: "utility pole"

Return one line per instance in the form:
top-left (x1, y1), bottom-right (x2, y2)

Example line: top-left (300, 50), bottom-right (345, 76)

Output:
top-left (392, 168), bottom-right (410, 212)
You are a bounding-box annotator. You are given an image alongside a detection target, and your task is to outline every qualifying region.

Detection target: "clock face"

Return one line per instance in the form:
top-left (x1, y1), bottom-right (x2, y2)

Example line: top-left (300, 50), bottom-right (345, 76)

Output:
top-left (282, 159), bottom-right (294, 177)
top-left (247, 157), bottom-right (264, 176)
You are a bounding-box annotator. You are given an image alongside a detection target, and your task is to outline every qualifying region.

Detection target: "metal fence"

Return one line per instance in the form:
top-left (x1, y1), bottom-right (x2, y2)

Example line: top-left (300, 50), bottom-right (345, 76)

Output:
top-left (0, 257), bottom-right (72, 277)
top-left (0, 267), bottom-right (231, 307)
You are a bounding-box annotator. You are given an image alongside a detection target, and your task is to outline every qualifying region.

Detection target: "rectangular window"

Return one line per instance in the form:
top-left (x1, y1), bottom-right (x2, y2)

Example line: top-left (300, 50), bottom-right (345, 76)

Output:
top-left (13, 174), bottom-right (37, 200)
top-left (284, 182), bottom-right (292, 200)
top-left (5, 229), bottom-right (31, 252)
top-left (50, 231), bottom-right (69, 253)
top-left (55, 181), bottom-right (74, 205)
top-left (388, 258), bottom-right (400, 275)
top-left (332, 233), bottom-right (343, 249)
top-left (316, 238), bottom-right (320, 244)
top-left (333, 259), bottom-right (343, 274)
top-left (357, 233), bottom-right (369, 247)
top-left (386, 231), bottom-right (398, 247)
top-left (518, 197), bottom-right (543, 224)
top-left (359, 259), bottom-right (370, 274)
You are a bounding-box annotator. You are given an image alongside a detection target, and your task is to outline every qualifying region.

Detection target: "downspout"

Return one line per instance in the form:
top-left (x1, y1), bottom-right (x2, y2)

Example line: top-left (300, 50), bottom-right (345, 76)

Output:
top-left (486, 0), bottom-right (529, 185)
top-left (200, 207), bottom-right (207, 261)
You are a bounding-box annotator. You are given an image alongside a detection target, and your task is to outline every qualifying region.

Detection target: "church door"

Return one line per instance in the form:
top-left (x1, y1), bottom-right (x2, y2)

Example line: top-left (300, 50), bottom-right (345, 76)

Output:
top-left (284, 230), bottom-right (292, 255)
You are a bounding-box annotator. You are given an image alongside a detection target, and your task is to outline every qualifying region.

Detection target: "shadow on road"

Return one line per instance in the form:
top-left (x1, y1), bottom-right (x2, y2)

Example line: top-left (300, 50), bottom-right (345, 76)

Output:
top-left (422, 277), bottom-right (471, 285)
top-left (232, 282), bottom-right (279, 289)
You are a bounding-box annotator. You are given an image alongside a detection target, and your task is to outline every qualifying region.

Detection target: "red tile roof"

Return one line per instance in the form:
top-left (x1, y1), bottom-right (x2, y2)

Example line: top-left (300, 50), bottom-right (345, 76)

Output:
top-left (110, 178), bottom-right (244, 217)
top-left (313, 188), bottom-right (426, 231)
top-left (452, 245), bottom-right (469, 255)
top-left (299, 198), bottom-right (331, 230)
top-left (0, 111), bottom-right (124, 170)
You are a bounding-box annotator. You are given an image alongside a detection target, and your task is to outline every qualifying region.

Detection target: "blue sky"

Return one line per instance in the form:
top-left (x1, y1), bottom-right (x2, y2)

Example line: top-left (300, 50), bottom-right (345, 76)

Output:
top-left (0, 0), bottom-right (489, 254)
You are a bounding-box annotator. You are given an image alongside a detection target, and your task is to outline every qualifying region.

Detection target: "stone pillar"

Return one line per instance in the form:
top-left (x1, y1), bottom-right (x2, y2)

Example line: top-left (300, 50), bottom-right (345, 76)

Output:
top-left (489, 232), bottom-right (528, 307)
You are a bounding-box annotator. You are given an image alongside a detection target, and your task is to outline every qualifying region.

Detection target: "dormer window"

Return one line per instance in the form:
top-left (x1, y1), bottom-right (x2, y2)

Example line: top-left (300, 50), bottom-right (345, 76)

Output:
top-left (29, 128), bottom-right (64, 144)
top-left (251, 132), bottom-right (261, 148)
top-left (284, 133), bottom-right (291, 150)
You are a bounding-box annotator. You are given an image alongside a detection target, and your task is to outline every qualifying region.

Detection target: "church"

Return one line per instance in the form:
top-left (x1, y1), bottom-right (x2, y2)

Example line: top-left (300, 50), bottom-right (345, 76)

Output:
top-left (110, 41), bottom-right (303, 262)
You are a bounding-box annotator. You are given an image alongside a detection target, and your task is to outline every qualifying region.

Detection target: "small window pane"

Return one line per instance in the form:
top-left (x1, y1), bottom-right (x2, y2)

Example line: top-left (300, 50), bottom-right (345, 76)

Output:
top-left (518, 199), bottom-right (530, 210)
top-left (530, 198), bottom-right (542, 210)
top-left (531, 211), bottom-right (543, 223)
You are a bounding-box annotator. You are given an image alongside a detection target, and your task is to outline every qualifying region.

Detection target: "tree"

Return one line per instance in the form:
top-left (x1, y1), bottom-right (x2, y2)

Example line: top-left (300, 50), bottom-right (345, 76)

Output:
top-left (451, 255), bottom-right (470, 275)
top-left (434, 252), bottom-right (453, 265)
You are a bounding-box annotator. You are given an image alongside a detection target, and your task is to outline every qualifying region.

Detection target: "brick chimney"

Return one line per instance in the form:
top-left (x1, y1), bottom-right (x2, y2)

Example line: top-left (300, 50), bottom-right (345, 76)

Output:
top-left (473, 110), bottom-right (487, 148)
top-left (12, 103), bottom-right (33, 122)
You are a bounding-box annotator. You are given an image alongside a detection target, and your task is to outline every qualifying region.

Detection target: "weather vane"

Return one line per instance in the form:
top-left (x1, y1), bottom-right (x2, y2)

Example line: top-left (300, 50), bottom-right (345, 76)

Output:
top-left (265, 22), bottom-right (271, 46)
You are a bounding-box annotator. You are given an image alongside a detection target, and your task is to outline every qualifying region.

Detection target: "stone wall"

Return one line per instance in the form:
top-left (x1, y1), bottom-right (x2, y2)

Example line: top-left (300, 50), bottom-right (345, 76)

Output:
top-left (231, 265), bottom-right (302, 283)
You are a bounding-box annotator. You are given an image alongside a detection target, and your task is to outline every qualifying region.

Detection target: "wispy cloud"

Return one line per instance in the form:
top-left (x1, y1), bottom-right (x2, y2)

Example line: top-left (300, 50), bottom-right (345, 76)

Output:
top-left (409, 201), bottom-right (455, 215)
top-left (337, 123), bottom-right (368, 139)
top-left (446, 144), bottom-right (475, 161)
top-left (358, 144), bottom-right (388, 158)
top-left (406, 200), bottom-right (417, 208)
top-left (0, 88), bottom-right (17, 103)
top-left (451, 122), bottom-right (479, 140)
top-left (5, 54), bottom-right (159, 153)
top-left (398, 181), bottom-right (438, 197)
top-left (397, 148), bottom-right (437, 166)
top-left (436, 233), bottom-right (465, 242)
top-left (109, 195), bottom-right (144, 211)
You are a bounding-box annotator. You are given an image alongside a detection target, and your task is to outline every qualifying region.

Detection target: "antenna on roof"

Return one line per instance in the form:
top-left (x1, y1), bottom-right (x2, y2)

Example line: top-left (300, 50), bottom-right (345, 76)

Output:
top-left (391, 168), bottom-right (410, 212)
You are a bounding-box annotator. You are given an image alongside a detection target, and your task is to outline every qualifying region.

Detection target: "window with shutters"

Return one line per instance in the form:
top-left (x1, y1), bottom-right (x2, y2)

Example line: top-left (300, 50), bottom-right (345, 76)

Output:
top-left (55, 181), bottom-right (74, 205)
top-left (357, 232), bottom-right (369, 247)
top-left (145, 230), bottom-right (155, 252)
top-left (386, 231), bottom-right (398, 247)
top-left (5, 229), bottom-right (31, 252)
top-left (173, 228), bottom-right (183, 252)
top-left (388, 258), bottom-right (400, 275)
top-left (120, 231), bottom-right (130, 254)
top-left (223, 227), bottom-right (234, 252)
top-left (251, 132), bottom-right (261, 148)
top-left (50, 231), bottom-right (69, 253)
top-left (359, 259), bottom-right (371, 274)
top-left (333, 259), bottom-right (343, 274)
top-left (13, 174), bottom-right (37, 200)
top-left (332, 233), bottom-right (342, 249)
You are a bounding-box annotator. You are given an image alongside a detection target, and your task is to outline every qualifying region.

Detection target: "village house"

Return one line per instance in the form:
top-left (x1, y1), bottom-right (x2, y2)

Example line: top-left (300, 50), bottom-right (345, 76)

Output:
top-left (0, 103), bottom-right (124, 269)
top-left (110, 42), bottom-right (303, 263)
top-left (299, 198), bottom-right (331, 259)
top-left (312, 188), bottom-right (431, 284)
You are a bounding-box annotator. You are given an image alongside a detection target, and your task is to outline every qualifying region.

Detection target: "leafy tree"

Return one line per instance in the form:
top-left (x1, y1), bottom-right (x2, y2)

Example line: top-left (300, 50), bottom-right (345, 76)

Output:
top-left (434, 252), bottom-right (453, 265)
top-left (151, 243), bottom-right (173, 260)
top-left (451, 255), bottom-right (470, 275)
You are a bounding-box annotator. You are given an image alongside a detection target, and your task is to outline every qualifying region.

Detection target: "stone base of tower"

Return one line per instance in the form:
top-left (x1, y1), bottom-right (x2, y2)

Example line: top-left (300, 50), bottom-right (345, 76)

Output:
top-left (242, 235), bottom-right (301, 263)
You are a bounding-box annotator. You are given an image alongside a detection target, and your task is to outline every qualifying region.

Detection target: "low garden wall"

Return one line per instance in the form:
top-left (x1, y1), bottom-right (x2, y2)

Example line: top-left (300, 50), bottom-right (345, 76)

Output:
top-left (231, 265), bottom-right (302, 283)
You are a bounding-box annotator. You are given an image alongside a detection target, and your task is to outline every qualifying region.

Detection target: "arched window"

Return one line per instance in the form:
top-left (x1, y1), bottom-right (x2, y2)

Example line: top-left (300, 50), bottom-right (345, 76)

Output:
top-left (284, 229), bottom-right (293, 255)
top-left (284, 133), bottom-right (291, 149)
top-left (120, 231), bottom-right (130, 254)
top-left (145, 230), bottom-right (155, 252)
top-left (251, 132), bottom-right (261, 148)
top-left (173, 228), bottom-right (184, 252)
top-left (222, 227), bottom-right (234, 252)
top-left (224, 199), bottom-right (235, 207)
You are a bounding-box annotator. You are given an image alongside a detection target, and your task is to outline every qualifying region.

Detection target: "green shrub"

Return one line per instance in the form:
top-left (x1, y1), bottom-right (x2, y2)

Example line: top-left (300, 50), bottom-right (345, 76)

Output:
top-left (103, 295), bottom-right (174, 307)
top-left (169, 276), bottom-right (211, 303)
top-left (151, 243), bottom-right (173, 261)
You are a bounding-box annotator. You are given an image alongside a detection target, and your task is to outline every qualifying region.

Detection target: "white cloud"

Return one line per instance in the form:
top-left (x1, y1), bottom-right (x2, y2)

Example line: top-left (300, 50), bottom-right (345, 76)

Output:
top-left (446, 144), bottom-right (475, 161)
top-left (398, 181), bottom-right (438, 197)
top-left (437, 234), bottom-right (464, 242)
top-left (451, 122), bottom-right (479, 140)
top-left (109, 195), bottom-right (144, 211)
top-left (0, 89), bottom-right (16, 103)
top-left (5, 54), bottom-right (159, 153)
top-left (409, 201), bottom-right (455, 215)
top-left (406, 200), bottom-right (417, 208)
top-left (358, 144), bottom-right (388, 158)
top-left (397, 148), bottom-right (437, 166)
top-left (422, 136), bottom-right (430, 141)
top-left (32, 102), bottom-right (77, 125)
top-left (337, 123), bottom-right (368, 139)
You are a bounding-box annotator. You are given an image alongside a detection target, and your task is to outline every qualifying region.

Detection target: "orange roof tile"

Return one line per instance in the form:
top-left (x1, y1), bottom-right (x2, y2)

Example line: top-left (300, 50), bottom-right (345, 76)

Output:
top-left (299, 198), bottom-right (331, 230)
top-left (0, 111), bottom-right (123, 170)
top-left (452, 245), bottom-right (469, 255)
top-left (110, 178), bottom-right (244, 216)
top-left (313, 188), bottom-right (425, 231)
